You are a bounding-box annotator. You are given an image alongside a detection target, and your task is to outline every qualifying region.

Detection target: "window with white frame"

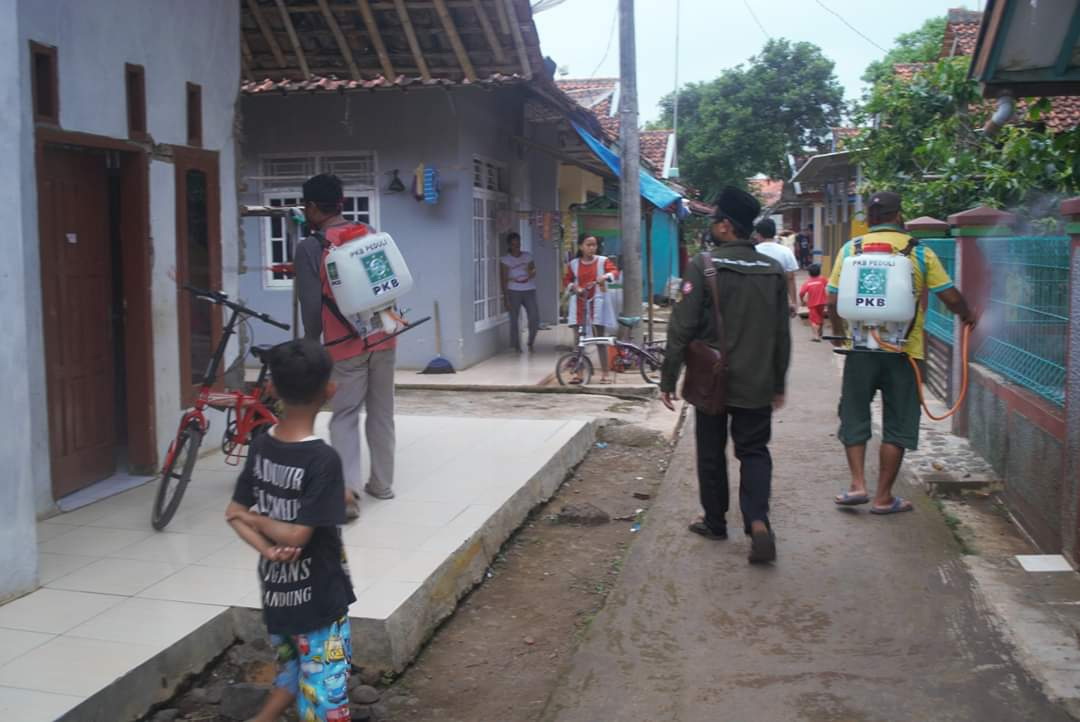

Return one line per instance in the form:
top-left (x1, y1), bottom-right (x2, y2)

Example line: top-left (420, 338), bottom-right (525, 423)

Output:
top-left (473, 188), bottom-right (509, 329)
top-left (263, 193), bottom-right (302, 289)
top-left (472, 156), bottom-right (509, 329)
top-left (473, 157), bottom-right (507, 193)
top-left (258, 153), bottom-right (378, 290)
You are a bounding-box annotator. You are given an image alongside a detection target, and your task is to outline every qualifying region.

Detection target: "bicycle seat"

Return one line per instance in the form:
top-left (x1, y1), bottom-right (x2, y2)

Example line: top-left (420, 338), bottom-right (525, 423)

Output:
top-left (249, 345), bottom-right (275, 363)
top-left (617, 316), bottom-right (643, 328)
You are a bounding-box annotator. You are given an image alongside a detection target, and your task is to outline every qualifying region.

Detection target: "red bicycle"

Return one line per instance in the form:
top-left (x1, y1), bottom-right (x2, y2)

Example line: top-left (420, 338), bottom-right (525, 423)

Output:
top-left (151, 285), bottom-right (290, 530)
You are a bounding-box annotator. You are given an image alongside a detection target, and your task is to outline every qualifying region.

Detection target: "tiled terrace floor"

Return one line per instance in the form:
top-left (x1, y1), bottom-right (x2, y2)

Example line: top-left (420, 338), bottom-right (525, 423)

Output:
top-left (0, 413), bottom-right (588, 721)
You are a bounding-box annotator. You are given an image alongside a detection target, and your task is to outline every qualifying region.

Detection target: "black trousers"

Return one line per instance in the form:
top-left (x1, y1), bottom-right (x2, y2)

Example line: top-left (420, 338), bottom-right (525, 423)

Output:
top-left (694, 406), bottom-right (773, 534)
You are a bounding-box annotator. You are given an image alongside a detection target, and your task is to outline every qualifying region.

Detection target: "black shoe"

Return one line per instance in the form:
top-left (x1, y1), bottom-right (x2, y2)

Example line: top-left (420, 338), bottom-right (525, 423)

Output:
top-left (748, 528), bottom-right (776, 563)
top-left (688, 521), bottom-right (728, 540)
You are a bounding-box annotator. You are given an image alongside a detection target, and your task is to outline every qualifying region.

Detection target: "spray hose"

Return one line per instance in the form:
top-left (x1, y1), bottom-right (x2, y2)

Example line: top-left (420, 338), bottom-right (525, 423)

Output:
top-left (869, 324), bottom-right (972, 421)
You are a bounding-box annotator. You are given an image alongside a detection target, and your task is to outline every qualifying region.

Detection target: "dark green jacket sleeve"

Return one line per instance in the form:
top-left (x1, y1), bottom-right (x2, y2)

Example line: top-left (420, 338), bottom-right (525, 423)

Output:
top-left (660, 257), bottom-right (707, 393)
top-left (774, 275), bottom-right (791, 395)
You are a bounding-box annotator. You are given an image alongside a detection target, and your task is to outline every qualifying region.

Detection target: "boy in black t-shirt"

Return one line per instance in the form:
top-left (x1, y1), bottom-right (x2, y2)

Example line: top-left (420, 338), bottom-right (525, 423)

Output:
top-left (226, 339), bottom-right (356, 722)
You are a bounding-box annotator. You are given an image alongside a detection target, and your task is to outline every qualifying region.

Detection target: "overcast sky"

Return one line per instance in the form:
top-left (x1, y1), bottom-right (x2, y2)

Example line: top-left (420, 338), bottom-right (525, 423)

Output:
top-left (534, 0), bottom-right (980, 123)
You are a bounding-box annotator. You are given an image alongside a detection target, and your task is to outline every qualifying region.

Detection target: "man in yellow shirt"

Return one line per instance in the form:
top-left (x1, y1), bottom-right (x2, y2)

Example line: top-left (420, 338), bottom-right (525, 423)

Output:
top-left (827, 191), bottom-right (975, 514)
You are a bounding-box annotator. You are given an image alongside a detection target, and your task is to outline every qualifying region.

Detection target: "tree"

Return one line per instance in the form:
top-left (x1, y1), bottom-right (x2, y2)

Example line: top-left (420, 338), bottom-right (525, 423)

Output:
top-left (653, 39), bottom-right (843, 200)
top-left (861, 16), bottom-right (947, 88)
top-left (853, 58), bottom-right (1080, 224)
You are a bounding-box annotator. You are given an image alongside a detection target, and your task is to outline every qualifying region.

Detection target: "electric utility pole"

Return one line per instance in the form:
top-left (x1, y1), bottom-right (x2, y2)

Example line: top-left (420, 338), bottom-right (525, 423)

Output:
top-left (618, 0), bottom-right (642, 341)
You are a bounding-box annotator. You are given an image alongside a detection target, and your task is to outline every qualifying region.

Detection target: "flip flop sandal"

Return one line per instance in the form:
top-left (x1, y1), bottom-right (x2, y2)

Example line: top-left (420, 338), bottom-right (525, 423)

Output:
top-left (870, 497), bottom-right (914, 515)
top-left (835, 491), bottom-right (870, 506)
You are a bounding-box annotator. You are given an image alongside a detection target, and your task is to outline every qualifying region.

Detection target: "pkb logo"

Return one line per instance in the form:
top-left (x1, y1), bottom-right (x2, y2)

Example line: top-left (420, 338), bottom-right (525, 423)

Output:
top-left (855, 267), bottom-right (888, 308)
top-left (362, 251), bottom-right (399, 296)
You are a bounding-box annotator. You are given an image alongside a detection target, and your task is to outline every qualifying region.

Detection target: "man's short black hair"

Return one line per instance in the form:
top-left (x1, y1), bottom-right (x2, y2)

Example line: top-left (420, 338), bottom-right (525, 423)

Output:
top-left (808, 263), bottom-right (822, 277)
top-left (269, 339), bottom-right (333, 406)
top-left (755, 218), bottom-right (776, 239)
top-left (507, 231), bottom-right (521, 244)
top-left (302, 174), bottom-right (344, 214)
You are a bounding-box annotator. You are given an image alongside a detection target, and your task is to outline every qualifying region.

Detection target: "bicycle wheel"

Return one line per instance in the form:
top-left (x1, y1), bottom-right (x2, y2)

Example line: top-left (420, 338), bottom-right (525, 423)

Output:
top-left (556, 352), bottom-right (593, 386)
top-left (152, 422), bottom-right (204, 530)
top-left (639, 344), bottom-right (666, 385)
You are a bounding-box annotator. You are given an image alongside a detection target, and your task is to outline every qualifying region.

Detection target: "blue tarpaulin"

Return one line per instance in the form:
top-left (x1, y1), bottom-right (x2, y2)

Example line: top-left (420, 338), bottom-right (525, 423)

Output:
top-left (572, 121), bottom-right (683, 214)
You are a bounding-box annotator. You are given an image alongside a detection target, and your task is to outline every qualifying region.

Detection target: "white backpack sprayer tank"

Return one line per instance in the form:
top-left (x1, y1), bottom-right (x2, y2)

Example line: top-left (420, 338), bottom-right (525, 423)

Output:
top-left (832, 237), bottom-right (975, 423)
top-left (836, 242), bottom-right (916, 351)
top-left (324, 226), bottom-right (429, 345)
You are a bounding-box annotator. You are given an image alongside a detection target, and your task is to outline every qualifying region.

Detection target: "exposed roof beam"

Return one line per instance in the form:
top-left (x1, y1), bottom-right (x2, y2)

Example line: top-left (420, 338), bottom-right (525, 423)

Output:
top-left (432, 0), bottom-right (477, 82)
top-left (472, 0), bottom-right (507, 65)
top-left (500, 0), bottom-right (530, 79)
top-left (246, 0), bottom-right (288, 69)
top-left (356, 0), bottom-right (397, 81)
top-left (274, 0), bottom-right (311, 78)
top-left (392, 0), bottom-right (431, 81)
top-left (493, 0), bottom-right (510, 34)
top-left (316, 0), bottom-right (362, 80)
top-left (241, 35), bottom-right (257, 80)
top-left (287, 1), bottom-right (484, 10)
top-left (304, 63), bottom-right (522, 75)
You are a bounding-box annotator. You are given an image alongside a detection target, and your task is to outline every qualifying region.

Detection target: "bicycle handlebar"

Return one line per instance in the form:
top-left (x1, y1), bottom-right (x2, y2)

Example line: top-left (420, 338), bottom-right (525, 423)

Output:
top-left (182, 284), bottom-right (290, 331)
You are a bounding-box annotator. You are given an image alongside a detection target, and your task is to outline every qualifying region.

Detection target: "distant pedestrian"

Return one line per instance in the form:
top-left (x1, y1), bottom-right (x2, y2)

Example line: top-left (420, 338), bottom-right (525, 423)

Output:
top-left (754, 218), bottom-right (799, 316)
top-left (796, 225), bottom-right (813, 268)
top-left (799, 263), bottom-right (829, 341)
top-left (500, 232), bottom-right (540, 353)
top-left (660, 187), bottom-right (791, 564)
top-left (564, 234), bottom-right (619, 384)
top-left (226, 339), bottom-right (355, 722)
top-left (829, 191), bottom-right (976, 514)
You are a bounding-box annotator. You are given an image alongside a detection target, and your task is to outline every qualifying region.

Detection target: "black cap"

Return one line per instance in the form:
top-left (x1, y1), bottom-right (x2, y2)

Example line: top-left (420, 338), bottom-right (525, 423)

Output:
top-left (868, 190), bottom-right (901, 215)
top-left (711, 187), bottom-right (761, 235)
top-left (302, 173), bottom-right (344, 204)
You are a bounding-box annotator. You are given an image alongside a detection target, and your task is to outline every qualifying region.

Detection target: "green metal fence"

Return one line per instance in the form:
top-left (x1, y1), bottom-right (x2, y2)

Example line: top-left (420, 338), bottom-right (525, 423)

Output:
top-left (974, 235), bottom-right (1071, 407)
top-left (922, 238), bottom-right (956, 342)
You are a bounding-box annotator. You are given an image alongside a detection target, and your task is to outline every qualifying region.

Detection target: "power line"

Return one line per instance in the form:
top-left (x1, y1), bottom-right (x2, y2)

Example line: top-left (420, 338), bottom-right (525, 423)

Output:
top-left (813, 0), bottom-right (887, 53)
top-left (742, 0), bottom-right (772, 40)
top-left (588, 0), bottom-right (619, 78)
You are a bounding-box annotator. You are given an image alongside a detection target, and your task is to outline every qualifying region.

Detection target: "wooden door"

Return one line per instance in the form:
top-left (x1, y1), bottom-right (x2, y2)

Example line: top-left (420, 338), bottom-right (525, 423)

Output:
top-left (174, 147), bottom-right (222, 405)
top-left (38, 146), bottom-right (116, 496)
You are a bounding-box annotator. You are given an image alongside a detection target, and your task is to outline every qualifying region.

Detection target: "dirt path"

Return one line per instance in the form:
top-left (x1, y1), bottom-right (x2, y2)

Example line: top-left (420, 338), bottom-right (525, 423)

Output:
top-left (540, 320), bottom-right (1073, 722)
top-left (376, 422), bottom-right (677, 722)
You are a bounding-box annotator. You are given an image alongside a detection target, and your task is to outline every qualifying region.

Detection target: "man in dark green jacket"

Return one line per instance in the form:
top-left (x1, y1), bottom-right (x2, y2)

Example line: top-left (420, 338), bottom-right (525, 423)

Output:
top-left (661, 187), bottom-right (791, 563)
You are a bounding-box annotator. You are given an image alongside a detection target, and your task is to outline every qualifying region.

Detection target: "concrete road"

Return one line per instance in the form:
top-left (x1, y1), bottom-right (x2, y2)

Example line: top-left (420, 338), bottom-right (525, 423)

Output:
top-left (542, 322), bottom-right (1073, 722)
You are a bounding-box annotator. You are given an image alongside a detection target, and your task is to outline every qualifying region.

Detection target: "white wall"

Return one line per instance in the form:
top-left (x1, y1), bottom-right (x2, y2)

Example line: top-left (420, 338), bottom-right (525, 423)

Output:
top-left (0, 0), bottom-right (38, 602)
top-left (18, 0), bottom-right (241, 515)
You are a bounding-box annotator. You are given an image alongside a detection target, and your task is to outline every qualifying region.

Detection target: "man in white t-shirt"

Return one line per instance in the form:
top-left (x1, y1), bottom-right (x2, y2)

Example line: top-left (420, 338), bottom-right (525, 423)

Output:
top-left (753, 218), bottom-right (798, 317)
top-left (500, 232), bottom-right (540, 352)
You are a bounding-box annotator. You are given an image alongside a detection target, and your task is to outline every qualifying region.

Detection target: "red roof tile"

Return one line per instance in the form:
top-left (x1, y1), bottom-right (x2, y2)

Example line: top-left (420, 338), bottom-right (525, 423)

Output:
top-left (889, 9), bottom-right (1080, 133)
top-left (556, 78), bottom-right (618, 94)
top-left (640, 130), bottom-right (672, 174)
top-left (749, 177), bottom-right (784, 209)
top-left (242, 73), bottom-right (527, 95)
top-left (892, 62), bottom-right (932, 81)
top-left (941, 9), bottom-right (982, 57)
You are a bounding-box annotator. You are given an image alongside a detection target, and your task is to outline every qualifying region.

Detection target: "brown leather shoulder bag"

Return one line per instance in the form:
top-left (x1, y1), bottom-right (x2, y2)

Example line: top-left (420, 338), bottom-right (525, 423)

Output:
top-left (681, 252), bottom-right (728, 416)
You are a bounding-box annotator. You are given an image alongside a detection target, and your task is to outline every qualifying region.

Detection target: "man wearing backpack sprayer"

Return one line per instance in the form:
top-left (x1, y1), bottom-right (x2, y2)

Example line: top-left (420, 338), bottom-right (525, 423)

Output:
top-left (296, 174), bottom-right (397, 520)
top-left (828, 191), bottom-right (976, 515)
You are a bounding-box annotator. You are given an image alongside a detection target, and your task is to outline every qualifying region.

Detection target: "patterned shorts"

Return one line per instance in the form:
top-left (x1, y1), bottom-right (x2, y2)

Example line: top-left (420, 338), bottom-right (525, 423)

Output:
top-left (271, 615), bottom-right (353, 722)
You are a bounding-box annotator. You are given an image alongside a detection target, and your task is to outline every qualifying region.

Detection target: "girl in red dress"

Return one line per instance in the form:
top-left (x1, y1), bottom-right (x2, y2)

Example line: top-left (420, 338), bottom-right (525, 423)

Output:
top-left (563, 235), bottom-right (619, 383)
